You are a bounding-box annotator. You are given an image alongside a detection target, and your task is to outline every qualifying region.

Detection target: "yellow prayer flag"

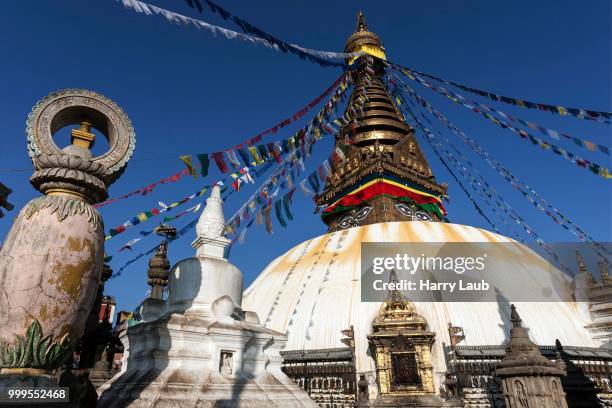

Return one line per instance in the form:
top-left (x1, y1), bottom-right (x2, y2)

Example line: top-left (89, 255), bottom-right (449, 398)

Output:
top-left (179, 155), bottom-right (198, 178)
top-left (248, 146), bottom-right (263, 164)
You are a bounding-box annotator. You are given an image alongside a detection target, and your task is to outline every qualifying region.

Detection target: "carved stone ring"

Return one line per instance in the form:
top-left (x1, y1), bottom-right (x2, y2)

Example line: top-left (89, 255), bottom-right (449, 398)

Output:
top-left (26, 89), bottom-right (136, 182)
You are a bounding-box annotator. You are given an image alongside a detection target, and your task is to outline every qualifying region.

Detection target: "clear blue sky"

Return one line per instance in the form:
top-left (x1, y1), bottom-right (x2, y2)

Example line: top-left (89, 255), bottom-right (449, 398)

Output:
top-left (0, 1), bottom-right (610, 312)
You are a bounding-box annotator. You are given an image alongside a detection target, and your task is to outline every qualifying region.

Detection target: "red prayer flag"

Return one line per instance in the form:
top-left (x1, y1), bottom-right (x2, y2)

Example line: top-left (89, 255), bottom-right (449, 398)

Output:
top-left (212, 152), bottom-right (229, 173)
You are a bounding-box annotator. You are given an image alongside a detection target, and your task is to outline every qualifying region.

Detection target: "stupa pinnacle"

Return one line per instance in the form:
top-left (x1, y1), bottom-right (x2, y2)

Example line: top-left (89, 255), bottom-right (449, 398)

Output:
top-left (317, 12), bottom-right (447, 232)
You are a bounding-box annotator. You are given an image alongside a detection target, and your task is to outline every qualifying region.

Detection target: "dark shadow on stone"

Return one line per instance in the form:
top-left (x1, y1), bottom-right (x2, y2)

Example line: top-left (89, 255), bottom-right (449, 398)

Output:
top-left (97, 253), bottom-right (201, 407)
top-left (495, 288), bottom-right (513, 342)
top-left (555, 339), bottom-right (601, 408)
top-left (96, 313), bottom-right (171, 407)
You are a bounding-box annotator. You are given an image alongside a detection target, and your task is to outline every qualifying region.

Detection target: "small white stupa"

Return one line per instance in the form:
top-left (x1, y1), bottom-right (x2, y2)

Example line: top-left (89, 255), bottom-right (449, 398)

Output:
top-left (98, 186), bottom-right (314, 407)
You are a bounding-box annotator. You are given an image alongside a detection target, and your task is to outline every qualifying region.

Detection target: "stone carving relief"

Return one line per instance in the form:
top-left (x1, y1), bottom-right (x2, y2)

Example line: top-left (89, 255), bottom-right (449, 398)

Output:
top-left (220, 351), bottom-right (233, 377)
top-left (26, 89), bottom-right (136, 181)
top-left (514, 380), bottom-right (529, 408)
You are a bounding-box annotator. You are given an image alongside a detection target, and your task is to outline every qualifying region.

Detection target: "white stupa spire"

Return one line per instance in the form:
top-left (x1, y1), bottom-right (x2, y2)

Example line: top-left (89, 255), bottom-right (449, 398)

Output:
top-left (192, 185), bottom-right (230, 259)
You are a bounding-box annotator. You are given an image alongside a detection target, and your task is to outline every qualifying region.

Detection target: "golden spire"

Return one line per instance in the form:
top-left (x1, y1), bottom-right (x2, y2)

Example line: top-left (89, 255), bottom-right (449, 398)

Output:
top-left (344, 11), bottom-right (386, 64)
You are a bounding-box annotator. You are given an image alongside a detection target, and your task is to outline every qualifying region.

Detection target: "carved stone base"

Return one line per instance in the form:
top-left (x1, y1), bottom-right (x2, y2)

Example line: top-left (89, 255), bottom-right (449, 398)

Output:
top-left (97, 313), bottom-right (315, 407)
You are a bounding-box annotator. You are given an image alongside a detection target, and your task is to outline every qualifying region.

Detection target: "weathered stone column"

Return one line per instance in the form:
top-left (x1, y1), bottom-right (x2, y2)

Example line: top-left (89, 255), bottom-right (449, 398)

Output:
top-left (0, 89), bottom-right (135, 387)
top-left (497, 305), bottom-right (568, 408)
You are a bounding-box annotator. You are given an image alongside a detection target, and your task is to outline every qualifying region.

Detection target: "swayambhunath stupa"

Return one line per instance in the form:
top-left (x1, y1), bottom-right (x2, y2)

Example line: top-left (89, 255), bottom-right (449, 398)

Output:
top-left (0, 1), bottom-right (610, 407)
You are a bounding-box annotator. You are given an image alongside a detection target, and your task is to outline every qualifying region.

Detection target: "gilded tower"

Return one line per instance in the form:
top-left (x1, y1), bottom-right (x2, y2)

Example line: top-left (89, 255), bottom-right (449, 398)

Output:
top-left (317, 12), bottom-right (447, 232)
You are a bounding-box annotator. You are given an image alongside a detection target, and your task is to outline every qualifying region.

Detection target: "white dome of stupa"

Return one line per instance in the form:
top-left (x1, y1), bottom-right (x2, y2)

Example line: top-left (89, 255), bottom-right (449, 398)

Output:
top-left (242, 221), bottom-right (595, 390)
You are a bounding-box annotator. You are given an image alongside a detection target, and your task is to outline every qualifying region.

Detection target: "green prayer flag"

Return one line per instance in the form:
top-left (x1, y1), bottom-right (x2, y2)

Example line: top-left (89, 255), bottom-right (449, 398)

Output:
top-left (197, 154), bottom-right (210, 178)
top-left (274, 199), bottom-right (287, 228)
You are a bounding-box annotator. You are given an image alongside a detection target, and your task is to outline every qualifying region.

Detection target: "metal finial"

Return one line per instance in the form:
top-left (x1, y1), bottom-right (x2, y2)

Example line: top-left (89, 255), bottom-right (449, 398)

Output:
top-left (356, 11), bottom-right (367, 31)
top-left (510, 304), bottom-right (523, 328)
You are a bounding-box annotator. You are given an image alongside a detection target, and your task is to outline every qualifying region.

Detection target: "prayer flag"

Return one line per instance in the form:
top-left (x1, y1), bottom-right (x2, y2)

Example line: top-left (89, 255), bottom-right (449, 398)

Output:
top-left (275, 199), bottom-right (287, 228)
top-left (196, 154), bottom-right (210, 177)
top-left (212, 152), bottom-right (229, 173)
top-left (179, 155), bottom-right (198, 178)
top-left (263, 205), bottom-right (273, 234)
top-left (248, 146), bottom-right (263, 164)
top-left (237, 147), bottom-right (251, 165)
top-left (226, 150), bottom-right (241, 169)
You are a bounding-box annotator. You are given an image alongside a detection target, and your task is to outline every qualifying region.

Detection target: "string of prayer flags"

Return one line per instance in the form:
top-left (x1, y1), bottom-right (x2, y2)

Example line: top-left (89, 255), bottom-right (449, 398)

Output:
top-left (401, 84), bottom-right (609, 257)
top-left (388, 61), bottom-right (611, 123)
top-left (392, 75), bottom-right (609, 261)
top-left (425, 118), bottom-right (525, 240)
top-left (230, 187), bottom-right (297, 241)
top-left (105, 186), bottom-right (210, 240)
top-left (119, 237), bottom-right (143, 252)
top-left (401, 98), bottom-right (569, 270)
top-left (392, 65), bottom-right (611, 157)
top-left (163, 203), bottom-right (202, 222)
top-left (223, 70), bottom-right (353, 236)
top-left (389, 71), bottom-right (611, 180)
top-left (99, 73), bottom-right (349, 211)
top-left (182, 0), bottom-right (357, 68)
top-left (110, 216), bottom-right (198, 279)
top-left (95, 168), bottom-right (190, 209)
top-left (119, 0), bottom-right (357, 68)
top-left (224, 75), bottom-right (353, 229)
top-left (403, 102), bottom-right (506, 235)
top-left (110, 246), bottom-right (158, 279)
top-left (234, 73), bottom-right (347, 149)
top-left (112, 203), bottom-right (202, 256)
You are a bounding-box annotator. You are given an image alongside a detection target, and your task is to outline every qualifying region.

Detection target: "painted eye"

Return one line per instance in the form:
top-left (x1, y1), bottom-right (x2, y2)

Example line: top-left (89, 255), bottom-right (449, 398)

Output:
top-left (338, 215), bottom-right (353, 229)
top-left (415, 210), bottom-right (432, 221)
top-left (354, 206), bottom-right (372, 221)
top-left (395, 202), bottom-right (413, 218)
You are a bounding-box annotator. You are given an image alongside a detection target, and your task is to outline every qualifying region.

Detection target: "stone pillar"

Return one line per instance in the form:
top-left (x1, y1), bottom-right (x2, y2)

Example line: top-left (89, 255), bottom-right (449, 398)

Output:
top-left (146, 225), bottom-right (175, 300)
top-left (0, 89), bottom-right (135, 387)
top-left (497, 305), bottom-right (568, 408)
